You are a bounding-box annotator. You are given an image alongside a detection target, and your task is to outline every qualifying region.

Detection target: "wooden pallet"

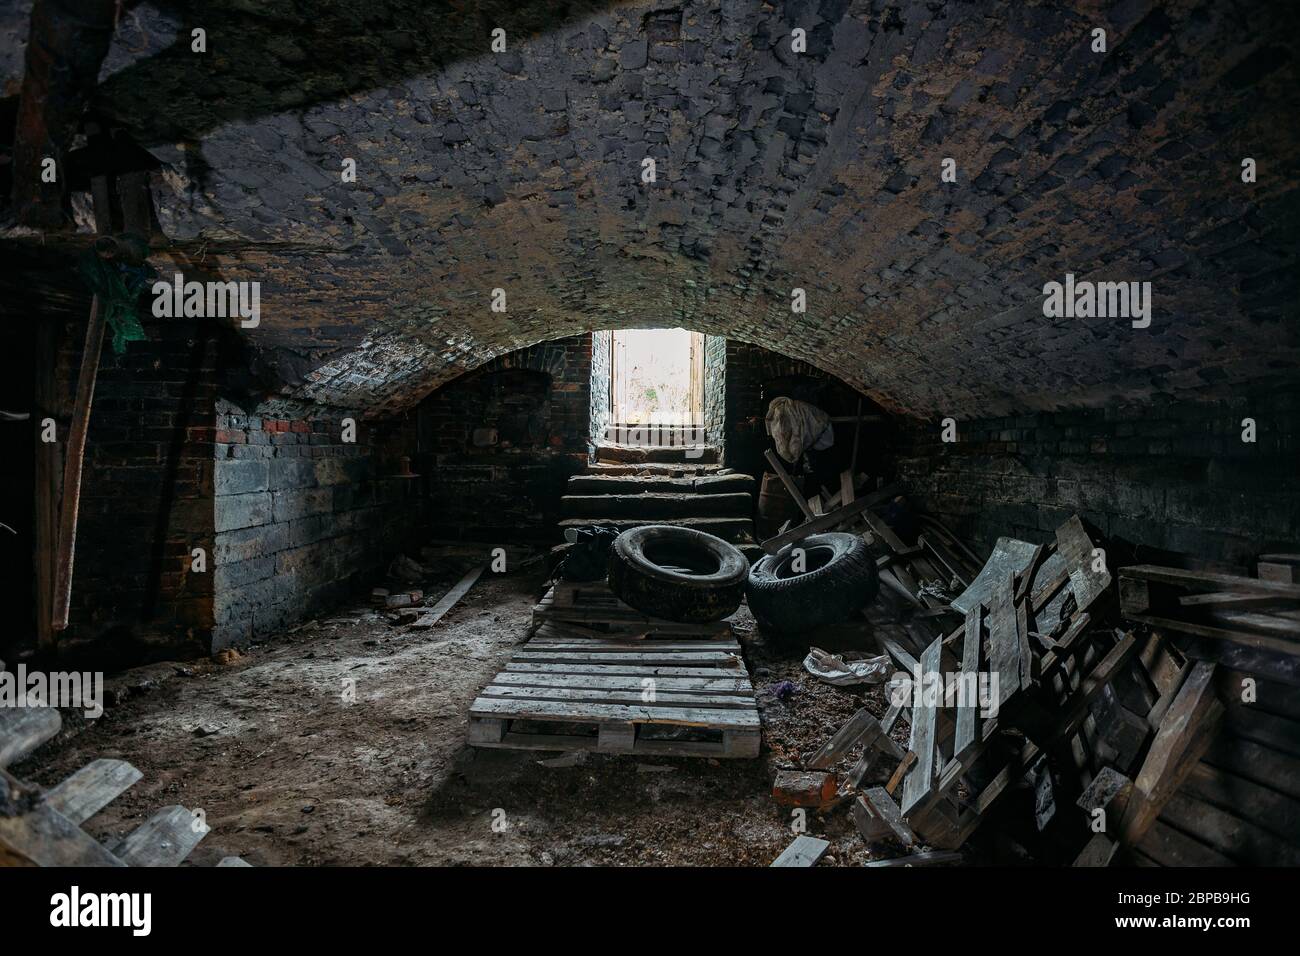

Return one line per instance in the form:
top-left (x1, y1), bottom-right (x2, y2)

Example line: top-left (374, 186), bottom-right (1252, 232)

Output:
top-left (532, 580), bottom-right (734, 640)
top-left (468, 626), bottom-right (761, 758)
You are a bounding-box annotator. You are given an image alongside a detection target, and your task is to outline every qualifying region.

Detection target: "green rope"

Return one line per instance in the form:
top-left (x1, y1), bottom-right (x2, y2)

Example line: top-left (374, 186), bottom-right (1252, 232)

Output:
top-left (76, 250), bottom-right (157, 354)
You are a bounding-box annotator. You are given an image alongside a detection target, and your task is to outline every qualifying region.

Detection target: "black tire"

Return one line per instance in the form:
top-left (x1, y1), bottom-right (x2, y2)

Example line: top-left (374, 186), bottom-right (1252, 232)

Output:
top-left (607, 525), bottom-right (749, 623)
top-left (746, 532), bottom-right (879, 635)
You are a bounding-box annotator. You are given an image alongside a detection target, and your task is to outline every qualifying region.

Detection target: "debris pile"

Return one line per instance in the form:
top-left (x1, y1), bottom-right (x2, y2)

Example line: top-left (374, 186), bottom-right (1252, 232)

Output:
top-left (767, 496), bottom-right (1300, 868)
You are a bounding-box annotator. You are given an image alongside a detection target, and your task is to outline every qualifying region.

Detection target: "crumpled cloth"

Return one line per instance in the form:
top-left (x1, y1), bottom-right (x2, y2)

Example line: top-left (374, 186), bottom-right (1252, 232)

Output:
top-left (803, 647), bottom-right (891, 686)
top-left (765, 397), bottom-right (833, 463)
top-left (77, 249), bottom-right (156, 353)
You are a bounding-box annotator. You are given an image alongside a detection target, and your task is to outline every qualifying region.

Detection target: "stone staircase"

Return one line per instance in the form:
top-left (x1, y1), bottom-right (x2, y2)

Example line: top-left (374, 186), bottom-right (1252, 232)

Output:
top-left (560, 447), bottom-right (757, 548)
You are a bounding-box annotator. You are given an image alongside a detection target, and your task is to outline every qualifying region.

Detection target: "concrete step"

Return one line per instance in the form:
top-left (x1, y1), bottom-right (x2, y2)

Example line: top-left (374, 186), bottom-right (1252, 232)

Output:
top-left (566, 473), bottom-right (755, 496)
top-left (561, 491), bottom-right (753, 520)
top-left (594, 442), bottom-right (720, 465)
top-left (586, 462), bottom-right (723, 477)
top-left (558, 516), bottom-right (755, 544)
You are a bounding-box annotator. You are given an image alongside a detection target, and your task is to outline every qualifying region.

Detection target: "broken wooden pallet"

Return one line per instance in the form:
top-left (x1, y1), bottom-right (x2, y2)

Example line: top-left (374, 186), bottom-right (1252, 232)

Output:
top-left (533, 579), bottom-right (733, 640)
top-left (469, 626), bottom-right (760, 758)
top-left (0, 707), bottom-right (244, 867)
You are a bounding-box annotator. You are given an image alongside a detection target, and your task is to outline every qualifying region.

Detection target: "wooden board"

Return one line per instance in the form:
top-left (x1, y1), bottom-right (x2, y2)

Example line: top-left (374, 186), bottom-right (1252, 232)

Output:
top-left (1055, 515), bottom-right (1111, 613)
top-left (987, 570), bottom-right (1021, 708)
top-left (110, 805), bottom-right (207, 867)
top-left (44, 758), bottom-right (142, 825)
top-left (771, 835), bottom-right (830, 867)
top-left (901, 638), bottom-right (942, 815)
top-left (954, 605), bottom-right (982, 758)
top-left (0, 707), bottom-right (62, 769)
top-left (410, 564), bottom-right (485, 629)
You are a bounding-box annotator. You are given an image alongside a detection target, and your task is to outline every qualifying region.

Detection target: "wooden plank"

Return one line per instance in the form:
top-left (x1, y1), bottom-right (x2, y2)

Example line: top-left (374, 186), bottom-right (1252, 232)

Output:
top-left (468, 696), bottom-right (760, 728)
top-left (1223, 706), bottom-right (1300, 758)
top-left (1181, 762), bottom-right (1300, 847)
top-left (808, 708), bottom-right (880, 770)
top-left (878, 635), bottom-right (919, 674)
top-left (1180, 591), bottom-right (1299, 609)
top-left (44, 758), bottom-right (142, 825)
top-left (1056, 516), bottom-right (1111, 614)
top-left (491, 673), bottom-right (752, 694)
top-left (1136, 818), bottom-right (1235, 867)
top-left (506, 663), bottom-right (743, 678)
top-left (954, 605), bottom-right (982, 759)
top-left (901, 638), bottom-right (942, 815)
top-left (1124, 564), bottom-right (1300, 598)
top-left (1203, 734), bottom-right (1300, 800)
top-left (760, 482), bottom-right (902, 553)
top-left (847, 698), bottom-right (906, 788)
top-left (885, 750), bottom-right (916, 796)
top-left (763, 449), bottom-right (815, 520)
top-left (854, 788), bottom-right (916, 847)
top-left (0, 707), bottom-right (62, 769)
top-left (512, 649), bottom-right (741, 666)
top-left (1161, 790), bottom-right (1300, 866)
top-left (479, 684), bottom-right (755, 709)
top-left (771, 835), bottom-right (830, 867)
top-left (1073, 833), bottom-right (1118, 867)
top-left (111, 805), bottom-right (207, 867)
top-left (409, 565), bottom-right (485, 628)
top-left (217, 856), bottom-right (253, 867)
top-left (987, 570), bottom-right (1021, 708)
top-left (1014, 543), bottom-right (1049, 603)
top-left (1121, 661), bottom-right (1223, 844)
top-left (528, 639), bottom-right (741, 652)
top-left (840, 470), bottom-right (855, 507)
top-left (863, 850), bottom-right (962, 867)
top-left (52, 294), bottom-right (106, 632)
top-left (34, 316), bottom-right (62, 653)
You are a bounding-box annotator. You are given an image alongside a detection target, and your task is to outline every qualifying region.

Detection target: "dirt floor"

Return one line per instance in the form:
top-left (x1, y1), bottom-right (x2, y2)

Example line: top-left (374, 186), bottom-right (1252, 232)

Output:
top-left (19, 562), bottom-right (965, 867)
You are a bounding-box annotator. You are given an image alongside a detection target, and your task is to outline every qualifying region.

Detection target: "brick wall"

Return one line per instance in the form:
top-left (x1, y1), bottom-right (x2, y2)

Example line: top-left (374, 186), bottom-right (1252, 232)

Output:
top-left (212, 403), bottom-right (429, 648)
top-left (58, 320), bottom-right (220, 665)
top-left (415, 335), bottom-right (591, 541)
top-left (722, 340), bottom-right (888, 481)
top-left (589, 330), bottom-right (611, 441)
top-left (886, 391), bottom-right (1300, 566)
top-left (703, 334), bottom-right (727, 447)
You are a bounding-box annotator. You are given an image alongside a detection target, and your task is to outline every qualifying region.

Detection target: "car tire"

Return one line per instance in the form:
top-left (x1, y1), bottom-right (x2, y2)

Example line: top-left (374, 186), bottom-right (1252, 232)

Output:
top-left (607, 525), bottom-right (749, 623)
top-left (746, 532), bottom-right (879, 635)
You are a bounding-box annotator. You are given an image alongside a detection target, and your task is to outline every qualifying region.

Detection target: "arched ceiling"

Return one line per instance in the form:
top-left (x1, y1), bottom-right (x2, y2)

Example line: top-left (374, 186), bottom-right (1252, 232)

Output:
top-left (9, 0), bottom-right (1300, 417)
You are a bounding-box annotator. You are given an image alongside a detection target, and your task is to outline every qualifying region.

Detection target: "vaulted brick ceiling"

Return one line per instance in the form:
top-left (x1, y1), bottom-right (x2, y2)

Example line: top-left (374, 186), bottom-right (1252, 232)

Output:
top-left (17, 0), bottom-right (1300, 416)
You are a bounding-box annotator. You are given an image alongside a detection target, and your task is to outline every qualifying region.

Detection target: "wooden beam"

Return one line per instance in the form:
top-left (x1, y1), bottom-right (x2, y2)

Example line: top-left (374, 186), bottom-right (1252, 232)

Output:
top-left (1120, 661), bottom-right (1223, 845)
top-left (410, 565), bottom-right (485, 629)
top-left (763, 449), bottom-right (814, 521)
top-left (760, 482), bottom-right (901, 554)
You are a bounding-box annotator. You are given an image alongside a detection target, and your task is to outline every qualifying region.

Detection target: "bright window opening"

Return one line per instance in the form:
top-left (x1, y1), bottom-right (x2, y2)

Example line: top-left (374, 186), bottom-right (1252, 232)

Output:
top-left (610, 328), bottom-right (704, 426)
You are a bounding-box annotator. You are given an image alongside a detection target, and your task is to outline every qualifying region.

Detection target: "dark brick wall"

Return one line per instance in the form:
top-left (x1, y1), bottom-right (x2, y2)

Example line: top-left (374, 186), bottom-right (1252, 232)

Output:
top-left (722, 340), bottom-right (889, 482)
top-left (886, 391), bottom-right (1300, 566)
top-left (415, 335), bottom-right (591, 541)
top-left (589, 330), bottom-right (611, 440)
top-left (212, 404), bottom-right (429, 648)
top-left (703, 334), bottom-right (727, 447)
top-left (59, 320), bottom-right (220, 665)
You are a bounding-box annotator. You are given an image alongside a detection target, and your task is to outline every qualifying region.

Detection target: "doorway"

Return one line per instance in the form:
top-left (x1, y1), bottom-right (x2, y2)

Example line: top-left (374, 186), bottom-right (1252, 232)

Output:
top-left (609, 328), bottom-right (704, 426)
